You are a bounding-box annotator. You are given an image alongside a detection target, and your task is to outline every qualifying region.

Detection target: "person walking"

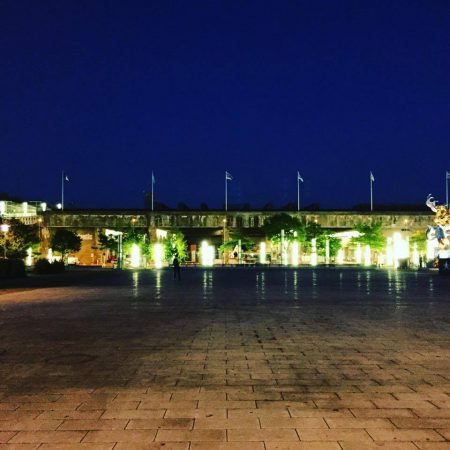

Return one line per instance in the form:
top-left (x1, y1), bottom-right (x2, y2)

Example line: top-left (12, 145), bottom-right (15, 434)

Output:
top-left (173, 255), bottom-right (181, 280)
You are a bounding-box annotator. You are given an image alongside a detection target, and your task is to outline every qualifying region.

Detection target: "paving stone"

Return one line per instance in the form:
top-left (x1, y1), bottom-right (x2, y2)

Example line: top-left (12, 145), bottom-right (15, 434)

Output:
top-left (1, 269), bottom-right (450, 449)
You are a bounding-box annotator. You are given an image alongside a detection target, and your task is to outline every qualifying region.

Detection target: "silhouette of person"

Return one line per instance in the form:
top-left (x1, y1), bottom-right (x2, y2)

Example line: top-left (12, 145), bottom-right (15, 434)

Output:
top-left (173, 255), bottom-right (181, 280)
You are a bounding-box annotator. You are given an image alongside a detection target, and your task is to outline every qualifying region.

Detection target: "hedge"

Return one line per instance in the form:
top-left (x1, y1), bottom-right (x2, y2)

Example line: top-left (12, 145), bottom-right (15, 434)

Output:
top-left (0, 258), bottom-right (26, 279)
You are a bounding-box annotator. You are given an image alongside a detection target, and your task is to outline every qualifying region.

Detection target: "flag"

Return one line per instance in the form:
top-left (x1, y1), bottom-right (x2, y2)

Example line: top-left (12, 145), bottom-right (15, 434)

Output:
top-left (297, 171), bottom-right (304, 182)
top-left (370, 171), bottom-right (375, 182)
top-left (64, 175), bottom-right (69, 182)
top-left (446, 171), bottom-right (450, 179)
top-left (225, 171), bottom-right (233, 181)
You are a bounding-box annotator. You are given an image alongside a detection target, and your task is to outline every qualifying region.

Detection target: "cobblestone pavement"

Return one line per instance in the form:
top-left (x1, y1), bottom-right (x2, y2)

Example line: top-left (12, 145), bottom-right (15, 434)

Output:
top-left (0, 267), bottom-right (450, 450)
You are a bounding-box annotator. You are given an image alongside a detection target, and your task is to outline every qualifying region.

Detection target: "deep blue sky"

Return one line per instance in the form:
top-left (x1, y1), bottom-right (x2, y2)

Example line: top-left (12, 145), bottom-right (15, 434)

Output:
top-left (1, 1), bottom-right (450, 209)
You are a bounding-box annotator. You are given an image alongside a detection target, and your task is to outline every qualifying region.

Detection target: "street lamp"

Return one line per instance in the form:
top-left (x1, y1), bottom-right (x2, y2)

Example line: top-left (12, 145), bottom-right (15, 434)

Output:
top-left (1, 223), bottom-right (10, 259)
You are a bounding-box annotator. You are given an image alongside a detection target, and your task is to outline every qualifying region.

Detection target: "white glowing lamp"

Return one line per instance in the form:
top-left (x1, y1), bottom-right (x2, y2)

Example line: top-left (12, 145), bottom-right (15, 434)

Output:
top-left (426, 238), bottom-right (436, 262)
top-left (337, 248), bottom-right (344, 264)
top-left (26, 247), bottom-right (32, 266)
top-left (22, 202), bottom-right (28, 215)
top-left (40, 202), bottom-right (47, 212)
top-left (355, 243), bottom-right (362, 264)
top-left (0, 223), bottom-right (10, 233)
top-left (153, 243), bottom-right (163, 268)
top-left (364, 245), bottom-right (371, 266)
top-left (310, 238), bottom-right (317, 266)
top-left (47, 248), bottom-right (53, 263)
top-left (291, 241), bottom-right (299, 266)
top-left (259, 242), bottom-right (266, 264)
top-left (201, 241), bottom-right (214, 267)
top-left (131, 243), bottom-right (140, 268)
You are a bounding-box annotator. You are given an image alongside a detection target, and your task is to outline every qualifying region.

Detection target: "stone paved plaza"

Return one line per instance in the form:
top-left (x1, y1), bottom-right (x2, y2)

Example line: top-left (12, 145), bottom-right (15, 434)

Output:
top-left (0, 267), bottom-right (450, 450)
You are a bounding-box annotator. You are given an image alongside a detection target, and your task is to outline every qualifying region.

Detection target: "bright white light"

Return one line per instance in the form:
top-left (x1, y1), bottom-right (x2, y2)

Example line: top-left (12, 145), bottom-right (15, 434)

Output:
top-left (412, 243), bottom-right (420, 267)
top-left (310, 238), bottom-right (317, 266)
top-left (337, 248), bottom-right (344, 264)
top-left (393, 232), bottom-right (409, 268)
top-left (153, 243), bottom-right (163, 268)
top-left (201, 241), bottom-right (214, 267)
top-left (156, 229), bottom-right (167, 240)
top-left (40, 202), bottom-right (47, 212)
top-left (325, 239), bottom-right (330, 264)
top-left (26, 247), bottom-right (32, 266)
top-left (131, 243), bottom-right (140, 268)
top-left (0, 201), bottom-right (5, 215)
top-left (426, 238), bottom-right (436, 262)
top-left (377, 253), bottom-right (385, 266)
top-left (291, 241), bottom-right (299, 266)
top-left (386, 237), bottom-right (393, 266)
top-left (364, 245), bottom-right (371, 266)
top-left (47, 248), bottom-right (53, 263)
top-left (259, 242), bottom-right (266, 264)
top-left (22, 202), bottom-right (28, 215)
top-left (355, 243), bottom-right (362, 264)
top-left (56, 203), bottom-right (62, 210)
top-left (0, 223), bottom-right (10, 233)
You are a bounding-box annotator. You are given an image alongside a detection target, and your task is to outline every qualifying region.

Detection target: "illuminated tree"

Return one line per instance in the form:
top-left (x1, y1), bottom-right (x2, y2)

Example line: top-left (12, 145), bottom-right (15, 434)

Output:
top-left (351, 222), bottom-right (385, 250)
top-left (264, 213), bottom-right (305, 244)
top-left (219, 231), bottom-right (254, 254)
top-left (164, 229), bottom-right (188, 262)
top-left (51, 229), bottom-right (81, 261)
top-left (0, 219), bottom-right (39, 258)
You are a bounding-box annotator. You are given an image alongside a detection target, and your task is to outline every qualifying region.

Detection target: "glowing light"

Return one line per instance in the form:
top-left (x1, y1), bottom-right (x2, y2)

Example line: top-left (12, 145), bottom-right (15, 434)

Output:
top-left (393, 232), bottom-right (409, 268)
top-left (377, 253), bottom-right (385, 266)
top-left (22, 202), bottom-right (28, 215)
top-left (291, 241), bottom-right (299, 266)
top-left (325, 239), bottom-right (330, 264)
top-left (201, 241), bottom-right (214, 267)
top-left (310, 238), bottom-right (317, 266)
top-left (426, 238), bottom-right (436, 262)
top-left (47, 248), bottom-right (53, 263)
top-left (386, 237), bottom-right (393, 266)
top-left (0, 223), bottom-right (10, 233)
top-left (337, 248), bottom-right (344, 264)
top-left (0, 201), bottom-right (5, 215)
top-left (156, 229), bottom-right (167, 240)
top-left (56, 203), bottom-right (62, 210)
top-left (259, 242), bottom-right (266, 264)
top-left (355, 243), bottom-right (362, 264)
top-left (40, 202), bottom-right (47, 212)
top-left (131, 243), bottom-right (140, 268)
top-left (153, 243), bottom-right (163, 269)
top-left (412, 243), bottom-right (420, 267)
top-left (364, 245), bottom-right (371, 266)
top-left (26, 247), bottom-right (32, 266)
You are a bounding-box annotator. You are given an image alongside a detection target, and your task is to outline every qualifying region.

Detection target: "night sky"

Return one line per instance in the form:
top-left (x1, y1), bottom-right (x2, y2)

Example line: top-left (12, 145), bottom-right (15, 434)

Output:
top-left (2, 1), bottom-right (450, 209)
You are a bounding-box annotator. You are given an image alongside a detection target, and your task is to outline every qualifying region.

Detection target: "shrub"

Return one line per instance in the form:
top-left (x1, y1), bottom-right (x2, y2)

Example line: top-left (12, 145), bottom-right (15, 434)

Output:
top-left (34, 258), bottom-right (65, 275)
top-left (0, 258), bottom-right (26, 279)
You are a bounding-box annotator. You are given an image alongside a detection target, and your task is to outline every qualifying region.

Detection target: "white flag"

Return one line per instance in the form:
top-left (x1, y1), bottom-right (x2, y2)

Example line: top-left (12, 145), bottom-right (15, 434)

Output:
top-left (65, 175), bottom-right (70, 182)
top-left (370, 171), bottom-right (375, 182)
top-left (225, 171), bottom-right (233, 181)
top-left (446, 171), bottom-right (450, 180)
top-left (297, 171), bottom-right (304, 182)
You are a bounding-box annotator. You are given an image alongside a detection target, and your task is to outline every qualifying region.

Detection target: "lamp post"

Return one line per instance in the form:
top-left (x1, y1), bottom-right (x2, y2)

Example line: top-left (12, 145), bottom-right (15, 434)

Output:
top-left (1, 223), bottom-right (10, 258)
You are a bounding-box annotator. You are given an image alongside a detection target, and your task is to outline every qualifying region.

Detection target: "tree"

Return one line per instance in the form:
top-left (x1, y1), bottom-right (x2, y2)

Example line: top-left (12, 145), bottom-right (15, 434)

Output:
top-left (410, 230), bottom-right (427, 253)
top-left (199, 202), bottom-right (209, 211)
top-left (163, 229), bottom-right (188, 262)
top-left (0, 219), bottom-right (39, 258)
top-left (219, 231), bottom-right (254, 254)
top-left (264, 214), bottom-right (305, 244)
top-left (351, 222), bottom-right (385, 250)
top-left (177, 202), bottom-right (190, 211)
top-left (51, 229), bottom-right (81, 260)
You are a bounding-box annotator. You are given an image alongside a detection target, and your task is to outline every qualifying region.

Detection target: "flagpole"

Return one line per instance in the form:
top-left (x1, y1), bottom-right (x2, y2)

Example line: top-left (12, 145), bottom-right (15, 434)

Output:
top-left (61, 170), bottom-right (64, 211)
top-left (151, 172), bottom-right (154, 212)
top-left (370, 173), bottom-right (373, 212)
top-left (446, 171), bottom-right (448, 207)
top-left (225, 172), bottom-right (228, 212)
top-left (297, 173), bottom-right (300, 211)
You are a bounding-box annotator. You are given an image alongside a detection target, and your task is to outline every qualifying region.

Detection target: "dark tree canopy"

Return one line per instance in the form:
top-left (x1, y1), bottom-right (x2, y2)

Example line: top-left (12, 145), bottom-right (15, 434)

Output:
top-left (263, 213), bottom-right (305, 244)
top-left (0, 219), bottom-right (39, 258)
top-left (51, 229), bottom-right (81, 257)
